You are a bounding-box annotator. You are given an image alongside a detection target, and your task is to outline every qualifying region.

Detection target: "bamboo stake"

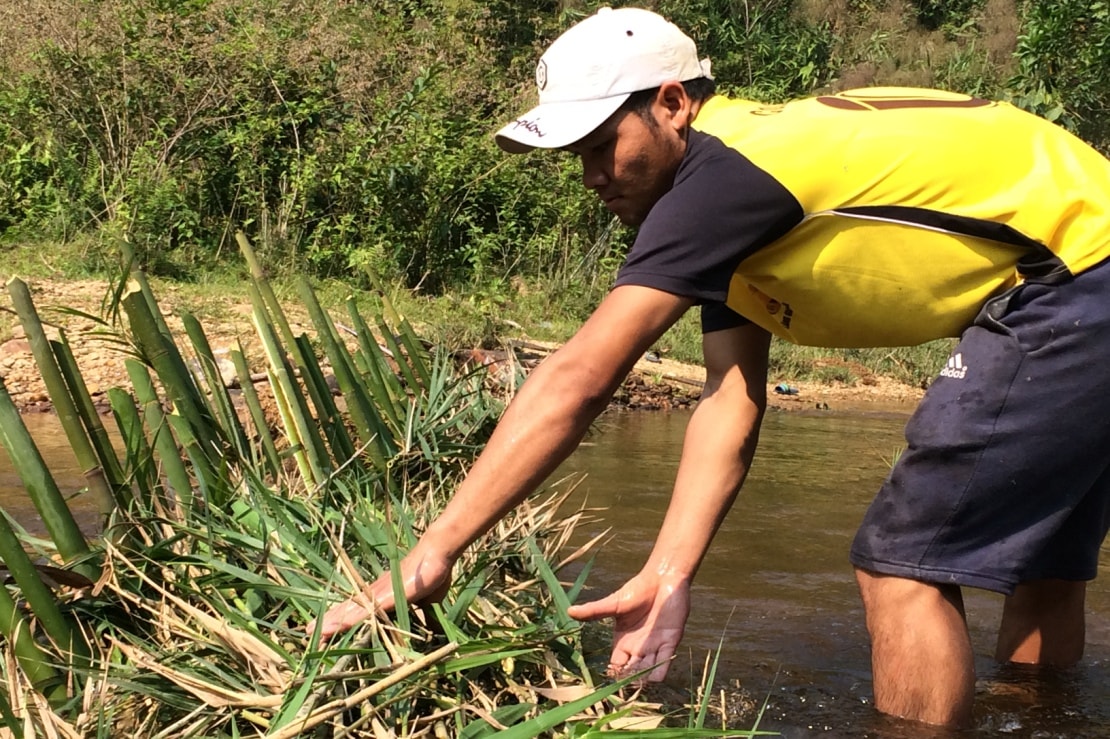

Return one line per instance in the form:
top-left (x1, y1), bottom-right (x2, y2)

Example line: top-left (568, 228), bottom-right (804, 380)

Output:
top-left (120, 280), bottom-right (221, 503)
top-left (181, 312), bottom-right (250, 461)
top-left (124, 360), bottom-right (194, 512)
top-left (0, 381), bottom-right (92, 575)
top-left (345, 300), bottom-right (405, 429)
top-left (248, 284), bottom-right (328, 486)
top-left (297, 279), bottom-right (391, 471)
top-left (236, 232), bottom-right (298, 358)
top-left (294, 333), bottom-right (356, 464)
top-left (51, 332), bottom-right (128, 502)
top-left (6, 277), bottom-right (114, 519)
top-left (0, 494), bottom-right (88, 694)
top-left (0, 569), bottom-right (68, 709)
top-left (107, 388), bottom-right (151, 510)
top-left (245, 277), bottom-right (326, 472)
top-left (228, 346), bottom-right (282, 478)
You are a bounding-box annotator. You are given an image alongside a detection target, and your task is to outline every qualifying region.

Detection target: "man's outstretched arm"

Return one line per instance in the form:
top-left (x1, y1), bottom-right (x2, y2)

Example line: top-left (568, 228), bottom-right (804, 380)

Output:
top-left (566, 322), bottom-right (771, 681)
top-left (309, 285), bottom-right (695, 637)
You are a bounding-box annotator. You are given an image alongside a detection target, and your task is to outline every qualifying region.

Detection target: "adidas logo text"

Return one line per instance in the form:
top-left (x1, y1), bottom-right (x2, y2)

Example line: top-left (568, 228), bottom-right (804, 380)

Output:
top-left (939, 352), bottom-right (968, 380)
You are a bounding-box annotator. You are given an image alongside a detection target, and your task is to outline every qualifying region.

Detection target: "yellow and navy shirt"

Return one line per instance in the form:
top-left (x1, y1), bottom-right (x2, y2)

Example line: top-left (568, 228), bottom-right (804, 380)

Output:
top-left (612, 87), bottom-right (1110, 347)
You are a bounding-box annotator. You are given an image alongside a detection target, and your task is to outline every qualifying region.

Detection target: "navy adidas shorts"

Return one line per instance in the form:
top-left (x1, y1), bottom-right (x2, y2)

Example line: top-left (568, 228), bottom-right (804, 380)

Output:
top-left (850, 257), bottom-right (1110, 594)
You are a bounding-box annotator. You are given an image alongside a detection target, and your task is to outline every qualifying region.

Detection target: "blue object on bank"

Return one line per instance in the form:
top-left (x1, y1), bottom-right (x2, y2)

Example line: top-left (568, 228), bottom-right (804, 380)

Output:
top-left (774, 382), bottom-right (799, 395)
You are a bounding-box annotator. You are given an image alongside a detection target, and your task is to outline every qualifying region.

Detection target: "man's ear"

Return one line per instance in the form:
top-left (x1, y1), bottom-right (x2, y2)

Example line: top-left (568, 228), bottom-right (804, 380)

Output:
top-left (655, 81), bottom-right (693, 131)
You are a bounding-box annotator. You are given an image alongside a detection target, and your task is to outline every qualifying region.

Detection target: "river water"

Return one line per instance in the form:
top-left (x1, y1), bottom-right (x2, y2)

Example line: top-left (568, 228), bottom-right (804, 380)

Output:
top-left (5, 408), bottom-right (1110, 736)
top-left (558, 405), bottom-right (1110, 738)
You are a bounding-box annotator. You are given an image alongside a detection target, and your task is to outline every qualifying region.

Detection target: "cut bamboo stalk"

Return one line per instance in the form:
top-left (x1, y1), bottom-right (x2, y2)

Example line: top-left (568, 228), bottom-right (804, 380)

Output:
top-left (51, 332), bottom-right (127, 501)
top-left (6, 277), bottom-right (115, 520)
top-left (0, 381), bottom-right (93, 575)
top-left (294, 333), bottom-right (357, 464)
top-left (120, 279), bottom-right (222, 503)
top-left (125, 360), bottom-right (194, 513)
top-left (249, 286), bottom-right (325, 487)
top-left (0, 567), bottom-right (68, 709)
top-left (346, 300), bottom-right (405, 429)
top-left (229, 346), bottom-right (282, 478)
top-left (246, 282), bottom-right (332, 471)
top-left (297, 279), bottom-right (392, 471)
top-left (107, 388), bottom-right (150, 511)
top-left (0, 491), bottom-right (89, 688)
top-left (181, 312), bottom-right (251, 461)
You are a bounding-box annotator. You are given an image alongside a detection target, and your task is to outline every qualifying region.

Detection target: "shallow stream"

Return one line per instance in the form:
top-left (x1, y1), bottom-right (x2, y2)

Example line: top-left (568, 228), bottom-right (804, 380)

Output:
top-left (5, 407), bottom-right (1110, 736)
top-left (558, 405), bottom-right (1110, 738)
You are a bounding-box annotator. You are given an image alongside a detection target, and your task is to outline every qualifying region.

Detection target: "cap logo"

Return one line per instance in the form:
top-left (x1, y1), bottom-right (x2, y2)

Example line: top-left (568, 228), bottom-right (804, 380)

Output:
top-left (536, 59), bottom-right (548, 91)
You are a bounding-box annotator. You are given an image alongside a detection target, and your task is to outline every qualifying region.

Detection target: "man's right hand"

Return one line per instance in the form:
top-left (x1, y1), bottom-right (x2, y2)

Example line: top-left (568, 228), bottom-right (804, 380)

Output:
top-left (566, 570), bottom-right (692, 683)
top-left (306, 548), bottom-right (453, 640)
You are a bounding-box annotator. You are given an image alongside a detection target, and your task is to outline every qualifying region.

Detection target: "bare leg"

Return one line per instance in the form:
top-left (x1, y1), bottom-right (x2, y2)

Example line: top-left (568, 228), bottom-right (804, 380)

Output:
top-left (996, 579), bottom-right (1085, 665)
top-left (855, 568), bottom-right (976, 727)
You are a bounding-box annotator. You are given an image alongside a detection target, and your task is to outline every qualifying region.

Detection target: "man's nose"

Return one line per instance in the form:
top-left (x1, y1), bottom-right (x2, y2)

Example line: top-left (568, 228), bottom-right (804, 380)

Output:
top-left (581, 156), bottom-right (609, 190)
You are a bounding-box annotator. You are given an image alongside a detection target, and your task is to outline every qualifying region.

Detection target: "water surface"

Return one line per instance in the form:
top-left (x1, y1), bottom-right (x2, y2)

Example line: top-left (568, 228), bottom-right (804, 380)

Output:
top-left (559, 406), bottom-right (1110, 738)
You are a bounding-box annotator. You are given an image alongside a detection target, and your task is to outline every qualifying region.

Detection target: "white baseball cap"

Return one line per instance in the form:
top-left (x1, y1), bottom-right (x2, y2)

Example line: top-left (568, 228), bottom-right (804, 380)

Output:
top-left (494, 7), bottom-right (712, 154)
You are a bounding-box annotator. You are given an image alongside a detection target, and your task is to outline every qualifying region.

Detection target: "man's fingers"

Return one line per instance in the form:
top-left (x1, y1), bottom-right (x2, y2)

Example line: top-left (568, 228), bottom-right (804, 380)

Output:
top-left (567, 592), bottom-right (622, 622)
top-left (606, 650), bottom-right (672, 683)
top-left (646, 642), bottom-right (676, 682)
top-left (306, 598), bottom-right (374, 641)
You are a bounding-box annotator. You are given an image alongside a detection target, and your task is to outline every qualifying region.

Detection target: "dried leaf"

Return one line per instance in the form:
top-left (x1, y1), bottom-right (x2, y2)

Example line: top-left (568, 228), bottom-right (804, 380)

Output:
top-left (112, 641), bottom-right (284, 709)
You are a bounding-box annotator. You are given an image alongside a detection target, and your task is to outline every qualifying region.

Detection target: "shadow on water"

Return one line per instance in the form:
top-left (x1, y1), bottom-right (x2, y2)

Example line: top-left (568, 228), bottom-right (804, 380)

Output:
top-left (6, 409), bottom-right (1110, 736)
top-left (558, 406), bottom-right (1110, 738)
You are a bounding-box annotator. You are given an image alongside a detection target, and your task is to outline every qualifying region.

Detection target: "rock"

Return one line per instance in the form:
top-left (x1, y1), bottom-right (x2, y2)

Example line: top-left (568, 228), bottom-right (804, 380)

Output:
top-left (0, 339), bottom-right (31, 360)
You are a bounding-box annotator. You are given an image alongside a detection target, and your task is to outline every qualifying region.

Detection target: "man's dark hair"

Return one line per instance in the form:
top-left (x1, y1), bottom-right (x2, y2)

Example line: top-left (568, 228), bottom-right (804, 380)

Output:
top-left (620, 77), bottom-right (717, 120)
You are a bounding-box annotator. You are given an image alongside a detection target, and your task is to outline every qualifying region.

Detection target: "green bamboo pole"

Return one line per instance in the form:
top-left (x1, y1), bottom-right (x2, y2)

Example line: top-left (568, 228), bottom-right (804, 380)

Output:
top-left (0, 567), bottom-right (68, 709)
top-left (0, 381), bottom-right (93, 576)
top-left (107, 388), bottom-right (151, 511)
top-left (125, 359), bottom-right (194, 512)
top-left (236, 231), bottom-right (299, 349)
top-left (264, 364), bottom-right (314, 487)
top-left (295, 278), bottom-right (392, 470)
top-left (237, 231), bottom-right (350, 449)
top-left (0, 495), bottom-right (90, 688)
top-left (330, 323), bottom-right (397, 462)
top-left (383, 293), bottom-right (433, 390)
top-left (228, 347), bottom-right (282, 478)
top-left (181, 312), bottom-right (250, 461)
top-left (249, 286), bottom-right (326, 487)
top-left (293, 333), bottom-right (357, 464)
top-left (119, 240), bottom-right (184, 356)
top-left (120, 280), bottom-right (221, 502)
top-left (51, 332), bottom-right (127, 499)
top-left (376, 315), bottom-right (422, 395)
top-left (245, 280), bottom-right (332, 472)
top-left (6, 277), bottom-right (114, 519)
top-left (346, 299), bottom-right (405, 429)
top-left (118, 279), bottom-right (217, 446)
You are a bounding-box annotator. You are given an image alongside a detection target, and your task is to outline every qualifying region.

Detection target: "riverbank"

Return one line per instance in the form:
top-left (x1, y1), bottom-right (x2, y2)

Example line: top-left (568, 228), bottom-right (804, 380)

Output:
top-left (0, 277), bottom-right (925, 415)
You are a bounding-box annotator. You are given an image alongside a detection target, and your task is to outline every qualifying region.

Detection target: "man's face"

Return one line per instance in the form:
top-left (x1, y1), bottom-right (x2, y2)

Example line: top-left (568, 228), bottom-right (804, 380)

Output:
top-left (565, 100), bottom-right (687, 227)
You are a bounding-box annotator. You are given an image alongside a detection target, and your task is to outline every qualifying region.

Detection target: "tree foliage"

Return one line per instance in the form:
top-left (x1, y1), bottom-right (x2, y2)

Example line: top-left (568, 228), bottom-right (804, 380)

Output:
top-left (0, 0), bottom-right (1107, 287)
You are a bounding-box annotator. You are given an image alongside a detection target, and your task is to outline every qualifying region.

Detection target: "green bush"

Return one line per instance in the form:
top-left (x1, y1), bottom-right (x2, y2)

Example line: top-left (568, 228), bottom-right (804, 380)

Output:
top-left (1, 0), bottom-right (1108, 295)
top-left (1007, 0), bottom-right (1110, 150)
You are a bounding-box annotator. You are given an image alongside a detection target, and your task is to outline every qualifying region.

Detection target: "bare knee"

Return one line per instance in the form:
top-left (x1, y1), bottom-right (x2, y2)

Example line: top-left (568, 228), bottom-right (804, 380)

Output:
top-left (855, 569), bottom-right (975, 727)
top-left (997, 579), bottom-right (1086, 666)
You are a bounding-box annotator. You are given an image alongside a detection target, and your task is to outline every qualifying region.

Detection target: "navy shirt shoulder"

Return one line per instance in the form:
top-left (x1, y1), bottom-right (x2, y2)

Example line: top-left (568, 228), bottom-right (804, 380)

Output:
top-left (613, 129), bottom-right (803, 332)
